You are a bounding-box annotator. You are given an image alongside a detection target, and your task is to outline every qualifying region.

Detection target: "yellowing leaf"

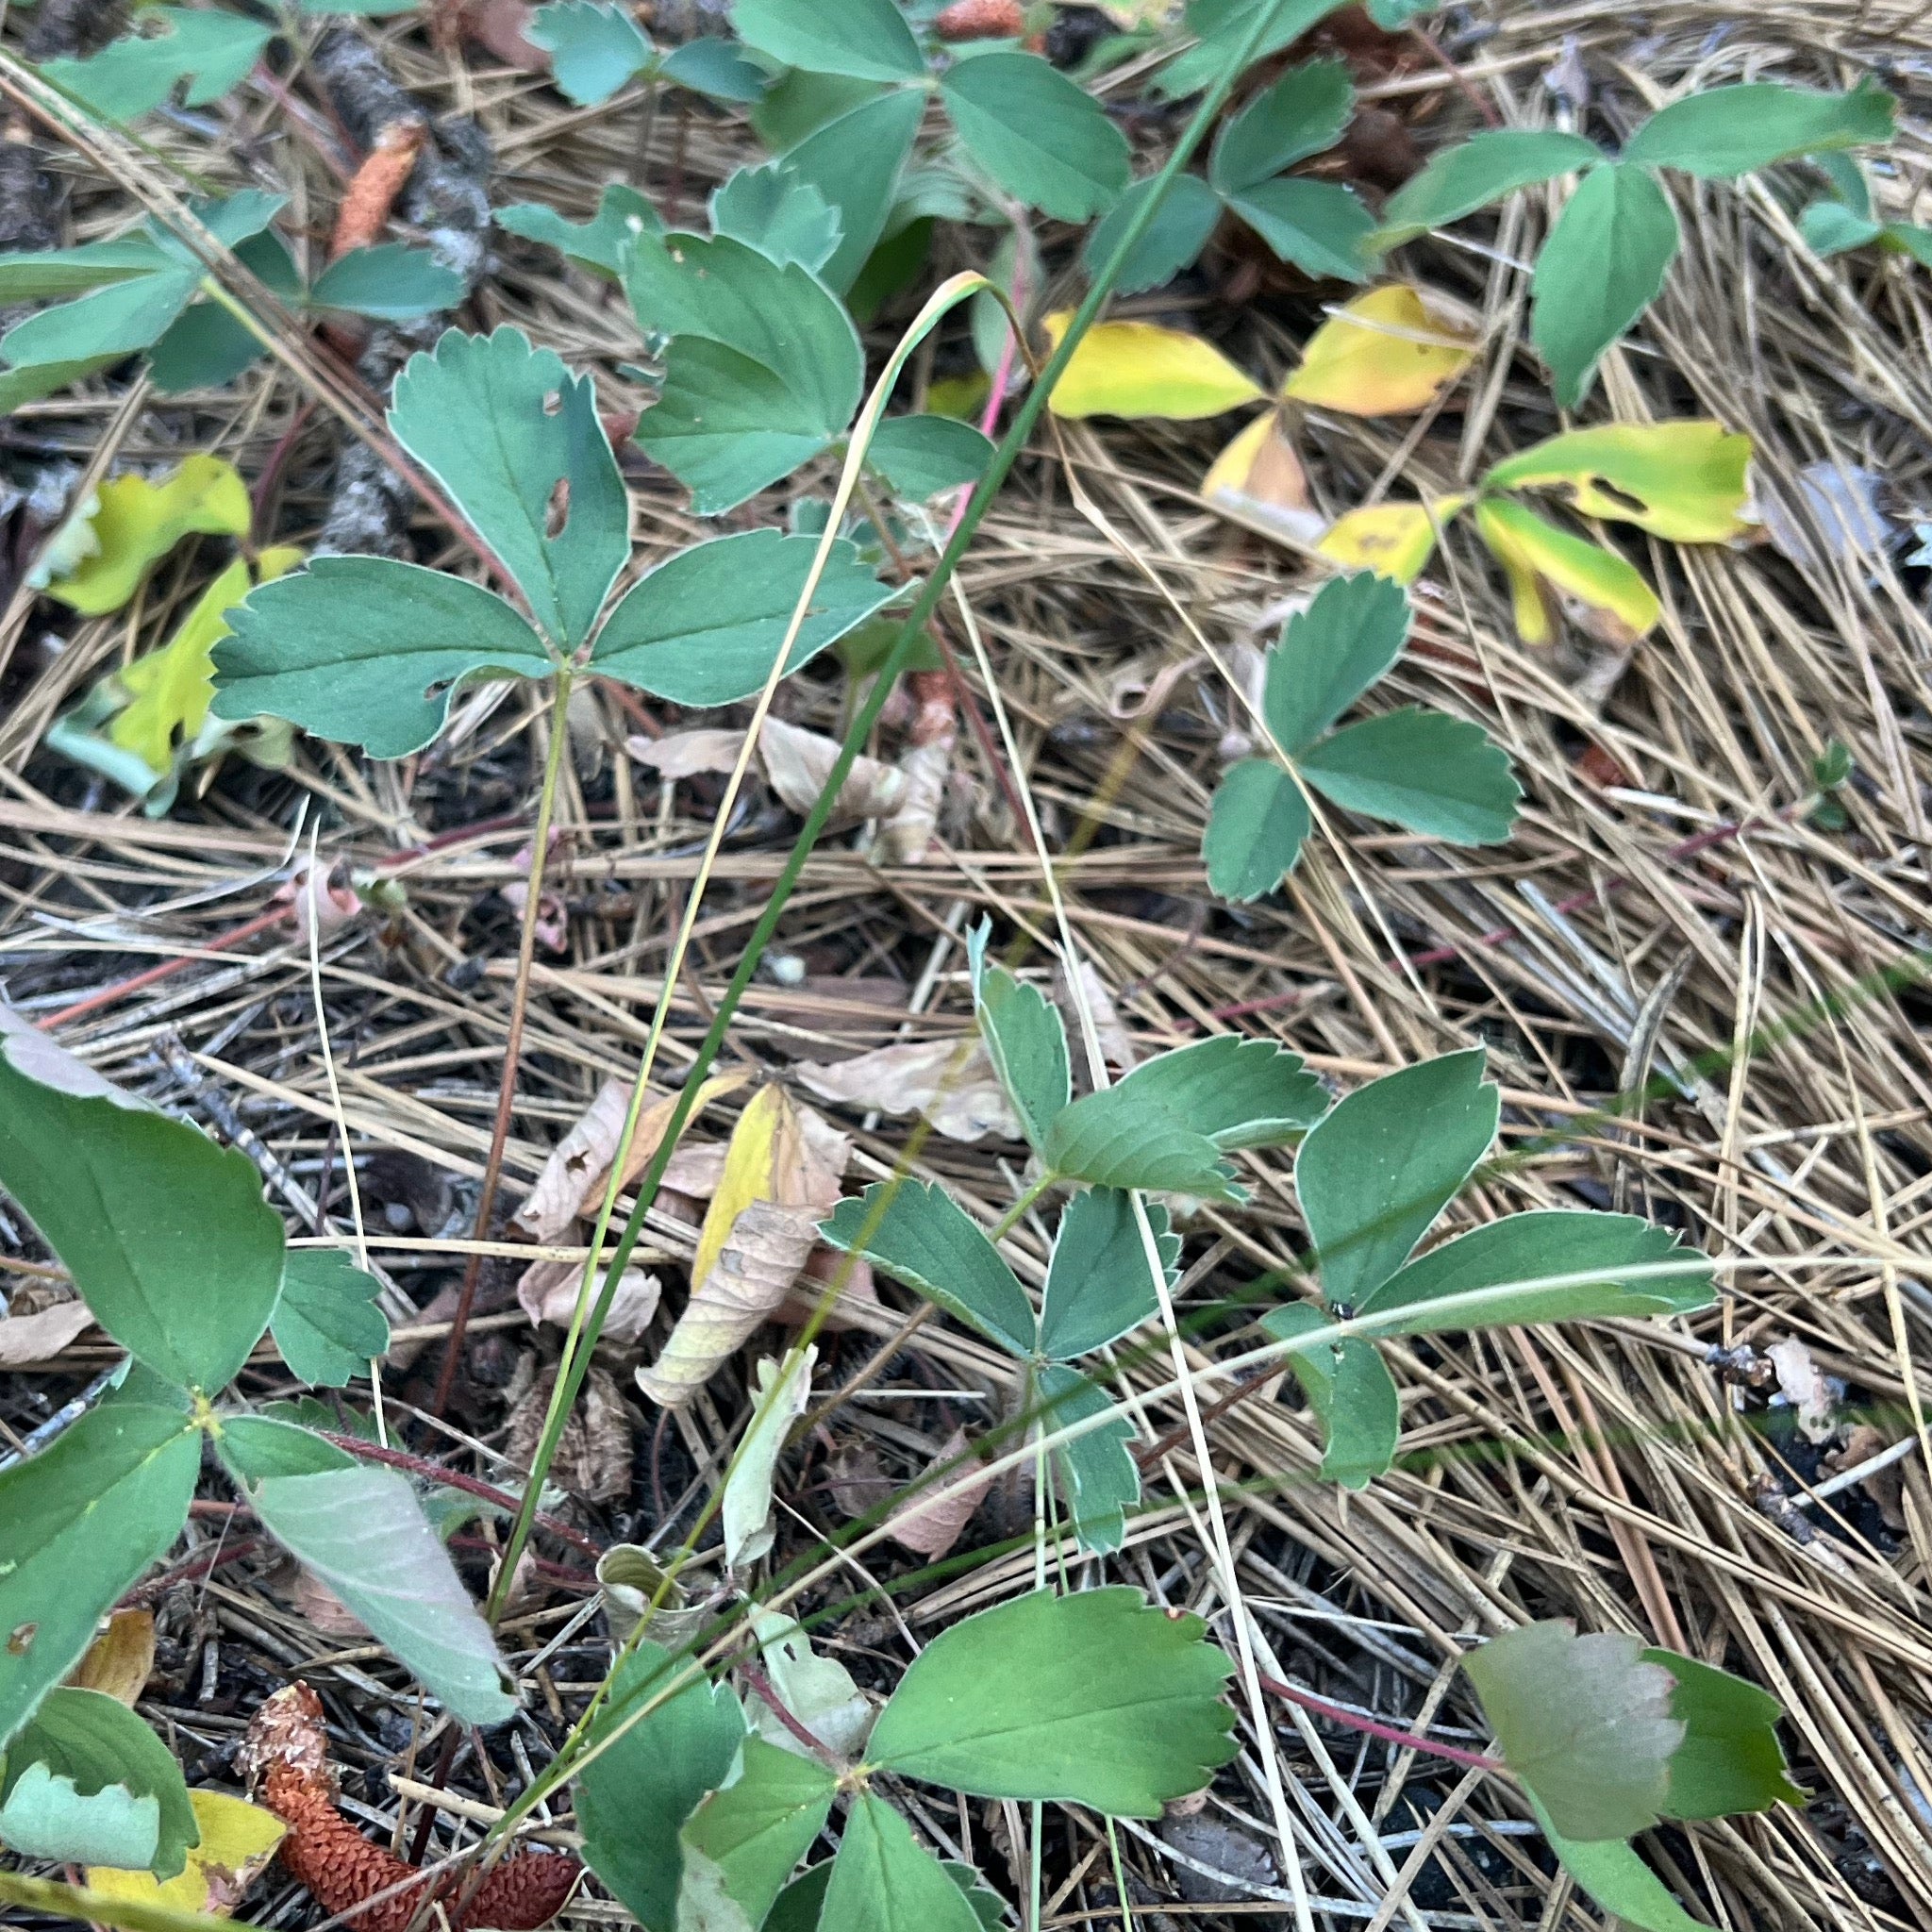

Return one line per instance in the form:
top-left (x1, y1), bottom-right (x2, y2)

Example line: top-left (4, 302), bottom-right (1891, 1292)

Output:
top-left (1317, 496), bottom-right (1471, 583)
top-left (1282, 285), bottom-right (1476, 417)
top-left (1042, 313), bottom-right (1263, 420)
top-left (86, 1790), bottom-right (284, 1918)
top-left (45, 456), bottom-right (252, 616)
top-left (66, 1610), bottom-right (156, 1707)
top-left (636, 1087), bottom-right (851, 1408)
top-left (1199, 408), bottom-right (1324, 545)
top-left (1474, 498), bottom-right (1661, 649)
top-left (1481, 421), bottom-right (1753, 542)
top-left (111, 547), bottom-right (303, 777)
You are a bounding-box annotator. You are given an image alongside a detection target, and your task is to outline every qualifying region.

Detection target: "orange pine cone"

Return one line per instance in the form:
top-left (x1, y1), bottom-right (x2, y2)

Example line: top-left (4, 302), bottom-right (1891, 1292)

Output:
top-left (934, 0), bottom-right (1024, 41)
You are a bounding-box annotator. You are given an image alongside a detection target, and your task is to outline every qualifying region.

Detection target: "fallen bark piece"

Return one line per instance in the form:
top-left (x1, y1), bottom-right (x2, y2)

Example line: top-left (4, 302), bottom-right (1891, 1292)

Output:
top-left (242, 1684), bottom-right (579, 1932)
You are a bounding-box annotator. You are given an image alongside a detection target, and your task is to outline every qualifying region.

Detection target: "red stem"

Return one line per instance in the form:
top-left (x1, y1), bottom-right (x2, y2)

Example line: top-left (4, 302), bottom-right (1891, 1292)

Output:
top-left (1258, 1672), bottom-right (1503, 1773)
top-left (43, 908), bottom-right (288, 1029)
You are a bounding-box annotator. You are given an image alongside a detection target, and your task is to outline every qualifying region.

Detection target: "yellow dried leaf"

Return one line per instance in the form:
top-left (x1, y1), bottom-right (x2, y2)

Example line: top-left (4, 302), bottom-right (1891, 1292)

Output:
top-left (45, 456), bottom-right (253, 616)
top-left (1282, 285), bottom-right (1476, 417)
top-left (1474, 498), bottom-right (1661, 650)
top-left (67, 1610), bottom-right (155, 1707)
top-left (1042, 313), bottom-right (1263, 420)
top-left (87, 1790), bottom-right (284, 1918)
top-left (1481, 422), bottom-right (1753, 542)
top-left (1316, 495), bottom-right (1471, 584)
top-left (1200, 408), bottom-right (1324, 547)
top-left (637, 1087), bottom-right (850, 1408)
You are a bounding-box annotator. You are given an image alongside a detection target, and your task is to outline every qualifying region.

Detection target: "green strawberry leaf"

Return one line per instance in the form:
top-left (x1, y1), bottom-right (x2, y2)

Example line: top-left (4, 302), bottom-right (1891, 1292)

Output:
top-left (1262, 569), bottom-right (1410, 756)
top-left (1038, 1364), bottom-right (1141, 1553)
top-left (1209, 57), bottom-right (1354, 194)
top-left (1373, 128), bottom-right (1602, 248)
top-left (496, 184), bottom-right (661, 277)
top-left (1623, 78), bottom-right (1895, 179)
top-left (820, 1794), bottom-right (984, 1932)
top-left (1645, 1649), bottom-right (1803, 1821)
top-left (966, 919), bottom-right (1070, 1151)
top-left (1224, 176), bottom-right (1373, 279)
top-left (1044, 1085), bottom-right (1244, 1201)
top-left (43, 8), bottom-right (272, 122)
top-left (866, 414), bottom-right (994, 501)
top-left (1083, 173), bottom-right (1224, 294)
top-left (676, 1739), bottom-right (837, 1928)
top-left (774, 89), bottom-right (925, 296)
top-left (1115, 1034), bottom-right (1328, 1151)
top-left (1204, 758), bottom-right (1309, 901)
top-left (711, 161), bottom-right (843, 274)
top-left (1296, 708), bottom-right (1521, 844)
top-left (526, 0), bottom-right (652, 106)
top-left (941, 50), bottom-right (1129, 223)
top-left (307, 244), bottom-right (464, 321)
top-left (1038, 1188), bottom-right (1175, 1361)
top-left (732, 0), bottom-right (925, 83)
top-left (1259, 1302), bottom-right (1398, 1489)
top-left (272, 1250), bottom-right (391, 1388)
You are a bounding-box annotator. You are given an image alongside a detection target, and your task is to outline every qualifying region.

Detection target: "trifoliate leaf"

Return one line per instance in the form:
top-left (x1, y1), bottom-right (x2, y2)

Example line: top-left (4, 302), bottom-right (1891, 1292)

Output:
top-left (0, 1392), bottom-right (197, 1748)
top-left (1373, 128), bottom-right (1602, 248)
top-left (1203, 757), bottom-right (1308, 900)
top-left (1038, 1365), bottom-right (1141, 1553)
top-left (1294, 1048), bottom-right (1496, 1309)
top-left (1225, 177), bottom-right (1373, 280)
top-left (1118, 1034), bottom-right (1327, 1151)
top-left (526, 0), bottom-right (652, 106)
top-left (1038, 1188), bottom-right (1175, 1360)
top-left (1262, 567), bottom-right (1409, 755)
top-left (1530, 162), bottom-right (1679, 409)
top-left (307, 244), bottom-right (464, 321)
top-left (1, 1690), bottom-right (195, 1878)
top-left (1259, 1302), bottom-right (1399, 1488)
top-left (588, 528), bottom-right (899, 704)
top-left (1623, 78), bottom-right (1895, 179)
top-left (776, 89), bottom-right (925, 296)
top-left (1281, 282), bottom-right (1474, 415)
top-left (821, 1181), bottom-right (1035, 1358)
top-left (711, 161), bottom-right (842, 273)
top-left (868, 1588), bottom-right (1236, 1815)
top-left (1042, 313), bottom-right (1262, 420)
top-left (1210, 57), bottom-right (1354, 193)
top-left (1314, 498), bottom-right (1467, 583)
top-left (577, 1642), bottom-right (745, 1932)
top-left (1083, 174), bottom-right (1224, 295)
top-left (677, 1738), bottom-right (837, 1930)
top-left (732, 0), bottom-right (925, 83)
top-left (0, 1018), bottom-right (284, 1391)
top-left (249, 1466), bottom-right (516, 1724)
top-left (42, 8), bottom-right (272, 122)
top-left (496, 184), bottom-right (661, 277)
top-left (42, 454), bottom-right (250, 616)
top-left (1297, 709), bottom-right (1521, 845)
top-left (965, 919), bottom-right (1070, 1151)
top-left (941, 51), bottom-right (1130, 223)
top-left (626, 232), bottom-right (862, 511)
top-left (1473, 497), bottom-right (1661, 650)
top-left (821, 1795), bottom-right (983, 1932)
top-left (272, 1249), bottom-right (391, 1388)
top-left (1646, 1649), bottom-right (1802, 1822)
top-left (212, 556), bottom-right (553, 758)
top-left (1462, 1621), bottom-right (1681, 1842)
top-left (866, 414), bottom-right (994, 501)
top-left (1481, 422), bottom-right (1753, 543)
top-left (1044, 1083), bottom-right (1243, 1200)
top-left (389, 326), bottom-right (628, 648)
top-left (86, 1790), bottom-right (285, 1917)
top-left (1357, 1211), bottom-right (1713, 1336)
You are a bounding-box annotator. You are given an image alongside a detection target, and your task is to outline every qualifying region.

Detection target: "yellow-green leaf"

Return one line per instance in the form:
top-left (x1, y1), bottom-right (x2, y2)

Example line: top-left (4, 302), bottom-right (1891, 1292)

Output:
top-left (1042, 313), bottom-right (1263, 421)
top-left (111, 547), bottom-right (301, 776)
top-left (1482, 422), bottom-right (1752, 542)
top-left (1282, 285), bottom-right (1475, 417)
top-left (1474, 498), bottom-right (1660, 649)
top-left (45, 456), bottom-right (252, 617)
top-left (86, 1790), bottom-right (284, 1918)
top-left (1316, 496), bottom-right (1470, 583)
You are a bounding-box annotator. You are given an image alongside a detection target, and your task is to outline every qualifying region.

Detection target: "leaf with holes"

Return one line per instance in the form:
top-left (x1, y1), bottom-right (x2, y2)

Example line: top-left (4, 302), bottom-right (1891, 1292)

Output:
top-left (1481, 423), bottom-right (1752, 544)
top-left (868, 1588), bottom-right (1236, 1814)
top-left (388, 326), bottom-right (628, 647)
top-left (212, 557), bottom-right (553, 758)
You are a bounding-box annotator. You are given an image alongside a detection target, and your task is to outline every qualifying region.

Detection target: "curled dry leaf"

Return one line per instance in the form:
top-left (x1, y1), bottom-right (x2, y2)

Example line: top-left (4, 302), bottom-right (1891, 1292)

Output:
top-left (775, 1245), bottom-right (880, 1332)
top-left (825, 1441), bottom-right (895, 1520)
top-left (794, 1037), bottom-right (1024, 1143)
top-left (242, 1683), bottom-right (578, 1932)
top-left (514, 1070), bottom-right (747, 1242)
top-left (625, 727), bottom-right (742, 779)
top-left (0, 1294), bottom-right (94, 1365)
top-left (67, 1608), bottom-right (156, 1707)
top-left (887, 1425), bottom-right (996, 1560)
top-left (516, 1257), bottom-right (662, 1344)
top-left (508, 1362), bottom-right (634, 1501)
top-left (874, 730), bottom-right (954, 865)
top-left (287, 1566), bottom-right (370, 1640)
top-left (1200, 408), bottom-right (1324, 548)
top-left (1766, 1337), bottom-right (1840, 1443)
top-left (759, 715), bottom-right (908, 823)
top-left (636, 1087), bottom-right (849, 1407)
top-left (595, 1542), bottom-right (709, 1647)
